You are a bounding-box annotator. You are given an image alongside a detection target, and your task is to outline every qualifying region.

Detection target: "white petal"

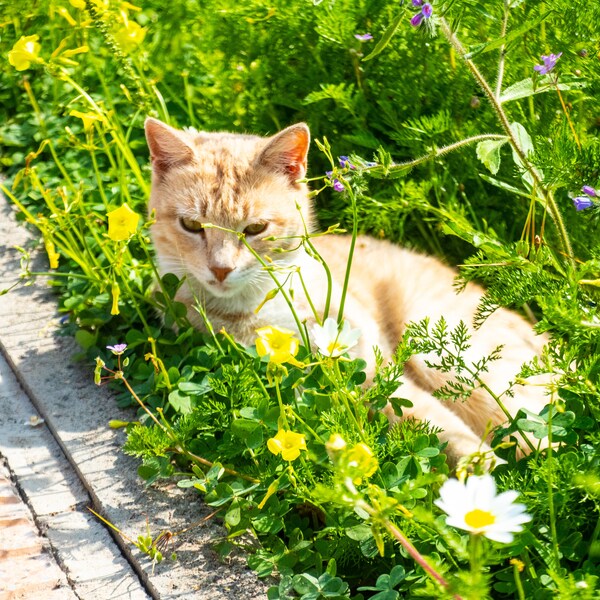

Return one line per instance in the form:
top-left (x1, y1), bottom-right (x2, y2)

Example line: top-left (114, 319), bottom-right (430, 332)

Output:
top-left (445, 516), bottom-right (474, 533)
top-left (339, 320), bottom-right (361, 349)
top-left (469, 474), bottom-right (497, 507)
top-left (435, 479), bottom-right (468, 515)
top-left (484, 530), bottom-right (514, 543)
top-left (492, 490), bottom-right (519, 508)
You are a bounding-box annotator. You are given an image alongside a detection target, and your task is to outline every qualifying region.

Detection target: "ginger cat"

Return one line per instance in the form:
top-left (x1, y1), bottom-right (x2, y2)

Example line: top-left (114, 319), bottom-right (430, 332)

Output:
top-left (144, 118), bottom-right (548, 463)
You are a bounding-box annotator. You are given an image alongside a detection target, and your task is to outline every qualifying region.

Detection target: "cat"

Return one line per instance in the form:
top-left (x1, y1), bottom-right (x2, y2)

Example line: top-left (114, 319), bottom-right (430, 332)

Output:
top-left (144, 117), bottom-right (549, 464)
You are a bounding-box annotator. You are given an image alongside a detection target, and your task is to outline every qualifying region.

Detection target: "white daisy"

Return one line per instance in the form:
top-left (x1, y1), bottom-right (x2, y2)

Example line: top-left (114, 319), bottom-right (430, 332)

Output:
top-left (311, 318), bottom-right (361, 358)
top-left (434, 474), bottom-right (531, 543)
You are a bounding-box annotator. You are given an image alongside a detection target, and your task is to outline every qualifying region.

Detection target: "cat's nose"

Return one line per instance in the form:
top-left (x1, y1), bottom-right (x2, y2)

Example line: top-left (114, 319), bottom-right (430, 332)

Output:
top-left (210, 266), bottom-right (234, 282)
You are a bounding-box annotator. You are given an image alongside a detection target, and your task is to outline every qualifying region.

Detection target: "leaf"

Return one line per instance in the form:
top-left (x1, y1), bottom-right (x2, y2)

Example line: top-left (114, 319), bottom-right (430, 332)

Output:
top-left (168, 389), bottom-right (193, 414)
top-left (75, 328), bottom-right (97, 350)
top-left (510, 122), bottom-right (534, 162)
top-left (509, 121), bottom-right (541, 187)
top-left (465, 11), bottom-right (552, 59)
top-left (362, 12), bottom-right (404, 62)
top-left (178, 379), bottom-right (212, 395)
top-left (479, 174), bottom-right (532, 200)
top-left (476, 137), bottom-right (509, 174)
top-left (500, 76), bottom-right (587, 104)
top-left (345, 524), bottom-right (373, 542)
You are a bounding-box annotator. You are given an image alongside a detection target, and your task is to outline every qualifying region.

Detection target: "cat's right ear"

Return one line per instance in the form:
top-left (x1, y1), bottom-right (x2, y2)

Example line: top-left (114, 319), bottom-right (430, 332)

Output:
top-left (144, 118), bottom-right (196, 177)
top-left (259, 123), bottom-right (310, 187)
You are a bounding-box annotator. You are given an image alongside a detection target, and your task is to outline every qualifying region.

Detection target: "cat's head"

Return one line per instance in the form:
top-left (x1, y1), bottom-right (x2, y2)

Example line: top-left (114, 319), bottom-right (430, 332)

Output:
top-left (145, 118), bottom-right (313, 300)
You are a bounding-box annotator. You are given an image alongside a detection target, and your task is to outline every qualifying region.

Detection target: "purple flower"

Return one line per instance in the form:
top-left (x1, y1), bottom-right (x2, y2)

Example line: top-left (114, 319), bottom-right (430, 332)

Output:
top-left (411, 3), bottom-right (433, 27)
top-left (533, 52), bottom-right (562, 75)
top-left (355, 33), bottom-right (373, 41)
top-left (339, 156), bottom-right (355, 169)
top-left (410, 12), bottom-right (424, 26)
top-left (572, 196), bottom-right (594, 211)
top-left (332, 179), bottom-right (345, 193)
top-left (107, 343), bottom-right (128, 355)
top-left (412, 0), bottom-right (424, 5)
top-left (582, 185), bottom-right (597, 197)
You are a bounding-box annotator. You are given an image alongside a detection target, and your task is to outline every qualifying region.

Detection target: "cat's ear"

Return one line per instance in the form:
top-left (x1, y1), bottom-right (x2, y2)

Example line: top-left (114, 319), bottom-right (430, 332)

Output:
top-left (259, 123), bottom-right (310, 186)
top-left (145, 117), bottom-right (196, 176)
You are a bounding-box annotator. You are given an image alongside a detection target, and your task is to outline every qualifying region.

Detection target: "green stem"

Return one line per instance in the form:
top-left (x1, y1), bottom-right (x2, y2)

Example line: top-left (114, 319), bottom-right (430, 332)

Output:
top-left (513, 561), bottom-right (526, 600)
top-left (469, 533), bottom-right (481, 573)
top-left (546, 404), bottom-right (560, 567)
top-left (275, 379), bottom-right (290, 429)
top-left (332, 361), bottom-right (366, 442)
top-left (494, 1), bottom-right (510, 100)
top-left (385, 134), bottom-right (507, 174)
top-left (337, 183), bottom-right (358, 323)
top-left (439, 18), bottom-right (574, 266)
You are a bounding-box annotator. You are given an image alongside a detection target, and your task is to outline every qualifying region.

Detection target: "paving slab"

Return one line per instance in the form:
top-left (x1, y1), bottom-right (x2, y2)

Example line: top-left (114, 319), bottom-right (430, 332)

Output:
top-left (0, 191), bottom-right (268, 599)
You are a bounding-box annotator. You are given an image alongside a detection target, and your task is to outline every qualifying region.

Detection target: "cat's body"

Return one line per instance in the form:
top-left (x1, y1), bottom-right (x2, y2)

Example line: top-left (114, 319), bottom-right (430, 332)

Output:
top-left (145, 118), bottom-right (548, 463)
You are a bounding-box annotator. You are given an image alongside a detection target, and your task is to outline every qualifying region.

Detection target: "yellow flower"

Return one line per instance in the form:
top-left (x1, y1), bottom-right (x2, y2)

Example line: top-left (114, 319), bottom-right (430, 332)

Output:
top-left (114, 18), bottom-right (146, 52)
top-left (267, 430), bottom-right (307, 462)
top-left (8, 35), bottom-right (42, 71)
top-left (346, 442), bottom-right (379, 484)
top-left (325, 433), bottom-right (347, 457)
top-left (111, 283), bottom-right (120, 315)
top-left (69, 109), bottom-right (106, 131)
top-left (44, 238), bottom-right (59, 269)
top-left (255, 326), bottom-right (303, 366)
top-left (69, 0), bottom-right (107, 10)
top-left (57, 7), bottom-right (77, 26)
top-left (107, 203), bottom-right (140, 241)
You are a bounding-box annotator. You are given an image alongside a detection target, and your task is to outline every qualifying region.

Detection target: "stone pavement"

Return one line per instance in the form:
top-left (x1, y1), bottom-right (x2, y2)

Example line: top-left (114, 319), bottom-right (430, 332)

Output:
top-left (0, 194), bottom-right (267, 598)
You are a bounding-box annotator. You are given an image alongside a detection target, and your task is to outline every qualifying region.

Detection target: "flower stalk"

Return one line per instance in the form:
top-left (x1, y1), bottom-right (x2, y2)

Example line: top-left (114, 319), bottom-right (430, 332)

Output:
top-left (438, 17), bottom-right (574, 266)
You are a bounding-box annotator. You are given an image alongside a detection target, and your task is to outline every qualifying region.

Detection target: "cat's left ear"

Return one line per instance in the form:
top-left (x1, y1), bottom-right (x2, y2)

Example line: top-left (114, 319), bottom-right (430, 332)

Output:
top-left (259, 123), bottom-right (310, 186)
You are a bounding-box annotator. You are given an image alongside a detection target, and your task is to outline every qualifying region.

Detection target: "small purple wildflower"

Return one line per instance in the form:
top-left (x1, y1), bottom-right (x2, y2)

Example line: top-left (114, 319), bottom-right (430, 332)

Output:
top-left (582, 185), bottom-right (597, 197)
top-left (572, 196), bottom-right (594, 211)
top-left (107, 343), bottom-right (128, 355)
top-left (412, 0), bottom-right (424, 5)
top-left (332, 179), bottom-right (345, 193)
top-left (533, 52), bottom-right (562, 75)
top-left (355, 33), bottom-right (373, 41)
top-left (411, 2), bottom-right (433, 27)
top-left (410, 12), bottom-right (424, 26)
top-left (339, 156), bottom-right (355, 169)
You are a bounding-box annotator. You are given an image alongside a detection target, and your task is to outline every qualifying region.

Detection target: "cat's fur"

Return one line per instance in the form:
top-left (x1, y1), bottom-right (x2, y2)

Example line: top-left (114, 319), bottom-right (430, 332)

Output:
top-left (145, 118), bottom-right (548, 463)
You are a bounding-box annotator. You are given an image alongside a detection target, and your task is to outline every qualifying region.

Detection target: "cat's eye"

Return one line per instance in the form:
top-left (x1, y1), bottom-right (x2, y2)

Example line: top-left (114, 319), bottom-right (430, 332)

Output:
top-left (243, 222), bottom-right (268, 236)
top-left (180, 217), bottom-right (205, 233)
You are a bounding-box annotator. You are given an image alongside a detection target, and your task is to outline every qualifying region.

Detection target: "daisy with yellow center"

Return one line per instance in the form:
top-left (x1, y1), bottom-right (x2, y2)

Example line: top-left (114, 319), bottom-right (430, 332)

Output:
top-left (434, 474), bottom-right (531, 543)
top-left (255, 326), bottom-right (304, 367)
top-left (267, 430), bottom-right (307, 462)
top-left (107, 203), bottom-right (140, 241)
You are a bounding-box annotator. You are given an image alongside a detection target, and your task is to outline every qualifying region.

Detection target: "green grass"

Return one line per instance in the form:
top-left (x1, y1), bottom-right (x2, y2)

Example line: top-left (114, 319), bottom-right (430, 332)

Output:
top-left (1, 0), bottom-right (600, 598)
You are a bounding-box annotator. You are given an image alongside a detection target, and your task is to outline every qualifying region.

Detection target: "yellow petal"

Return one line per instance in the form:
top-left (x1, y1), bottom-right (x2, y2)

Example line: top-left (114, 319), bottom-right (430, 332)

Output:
top-left (107, 203), bottom-right (140, 241)
top-left (111, 283), bottom-right (120, 315)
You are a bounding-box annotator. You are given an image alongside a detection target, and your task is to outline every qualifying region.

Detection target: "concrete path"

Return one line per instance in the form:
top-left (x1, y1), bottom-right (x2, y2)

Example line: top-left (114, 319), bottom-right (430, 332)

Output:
top-left (0, 193), bottom-right (267, 599)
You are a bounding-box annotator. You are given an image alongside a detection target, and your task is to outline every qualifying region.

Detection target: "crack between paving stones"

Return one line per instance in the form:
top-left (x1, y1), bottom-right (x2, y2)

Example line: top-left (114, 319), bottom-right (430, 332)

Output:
top-left (0, 338), bottom-right (162, 600)
top-left (0, 456), bottom-right (86, 600)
